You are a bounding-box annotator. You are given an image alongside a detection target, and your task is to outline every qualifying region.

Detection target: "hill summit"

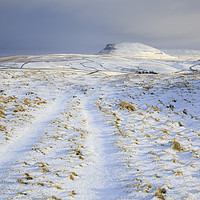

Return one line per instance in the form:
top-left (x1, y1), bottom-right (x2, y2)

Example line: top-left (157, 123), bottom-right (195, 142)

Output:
top-left (98, 42), bottom-right (174, 59)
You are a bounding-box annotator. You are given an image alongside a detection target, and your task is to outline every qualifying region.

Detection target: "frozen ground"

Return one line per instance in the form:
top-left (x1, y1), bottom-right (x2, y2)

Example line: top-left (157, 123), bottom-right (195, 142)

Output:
top-left (0, 43), bottom-right (200, 199)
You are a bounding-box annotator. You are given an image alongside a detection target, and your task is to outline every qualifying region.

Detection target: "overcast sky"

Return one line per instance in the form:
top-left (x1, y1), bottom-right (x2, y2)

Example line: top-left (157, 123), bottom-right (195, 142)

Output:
top-left (0, 0), bottom-right (200, 56)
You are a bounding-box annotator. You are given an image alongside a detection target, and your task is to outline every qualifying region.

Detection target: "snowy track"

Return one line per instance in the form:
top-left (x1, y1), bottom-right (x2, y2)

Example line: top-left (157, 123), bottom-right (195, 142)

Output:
top-left (0, 95), bottom-right (66, 173)
top-left (72, 96), bottom-right (126, 200)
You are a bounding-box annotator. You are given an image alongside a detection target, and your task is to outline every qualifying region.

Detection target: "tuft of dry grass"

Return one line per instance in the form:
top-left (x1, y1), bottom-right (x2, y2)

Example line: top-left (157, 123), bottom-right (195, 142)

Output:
top-left (51, 195), bottom-right (62, 200)
top-left (24, 173), bottom-right (33, 180)
top-left (72, 172), bottom-right (78, 177)
top-left (70, 190), bottom-right (76, 196)
top-left (69, 174), bottom-right (74, 180)
top-left (74, 149), bottom-right (83, 156)
top-left (0, 124), bottom-right (6, 131)
top-left (152, 106), bottom-right (160, 112)
top-left (55, 185), bottom-right (63, 190)
top-left (13, 105), bottom-right (26, 112)
top-left (69, 172), bottom-right (78, 181)
top-left (155, 187), bottom-right (166, 200)
top-left (171, 139), bottom-right (185, 152)
top-left (0, 110), bottom-right (6, 118)
top-left (174, 171), bottom-right (183, 176)
top-left (37, 182), bottom-right (44, 186)
top-left (25, 173), bottom-right (33, 180)
top-left (0, 96), bottom-right (8, 104)
top-left (17, 178), bottom-right (28, 185)
top-left (178, 121), bottom-right (183, 127)
top-left (23, 98), bottom-right (32, 106)
top-left (41, 167), bottom-right (50, 173)
top-left (144, 85), bottom-right (153, 91)
top-left (119, 101), bottom-right (136, 112)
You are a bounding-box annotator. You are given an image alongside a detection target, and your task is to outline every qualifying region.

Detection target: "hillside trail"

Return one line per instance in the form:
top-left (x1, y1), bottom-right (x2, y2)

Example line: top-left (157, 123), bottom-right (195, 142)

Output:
top-left (0, 92), bottom-right (67, 181)
top-left (69, 84), bottom-right (127, 200)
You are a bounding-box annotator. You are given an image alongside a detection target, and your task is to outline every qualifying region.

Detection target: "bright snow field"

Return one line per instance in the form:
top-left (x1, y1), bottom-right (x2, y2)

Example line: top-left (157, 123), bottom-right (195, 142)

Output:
top-left (0, 69), bottom-right (199, 200)
top-left (0, 43), bottom-right (200, 199)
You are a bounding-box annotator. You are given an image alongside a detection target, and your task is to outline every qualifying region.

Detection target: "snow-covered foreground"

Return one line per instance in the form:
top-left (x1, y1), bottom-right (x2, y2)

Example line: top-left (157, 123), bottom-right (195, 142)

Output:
top-left (0, 68), bottom-right (199, 200)
top-left (0, 43), bottom-right (200, 199)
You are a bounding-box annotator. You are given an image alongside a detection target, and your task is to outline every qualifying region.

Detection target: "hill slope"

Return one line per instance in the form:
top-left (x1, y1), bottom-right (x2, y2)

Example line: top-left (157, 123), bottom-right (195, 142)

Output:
top-left (98, 42), bottom-right (175, 59)
top-left (0, 43), bottom-right (199, 74)
top-left (0, 70), bottom-right (199, 199)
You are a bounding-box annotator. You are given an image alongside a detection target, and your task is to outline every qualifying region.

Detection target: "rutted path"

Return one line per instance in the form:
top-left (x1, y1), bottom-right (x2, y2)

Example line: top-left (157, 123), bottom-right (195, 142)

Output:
top-left (0, 94), bottom-right (66, 166)
top-left (71, 95), bottom-right (126, 200)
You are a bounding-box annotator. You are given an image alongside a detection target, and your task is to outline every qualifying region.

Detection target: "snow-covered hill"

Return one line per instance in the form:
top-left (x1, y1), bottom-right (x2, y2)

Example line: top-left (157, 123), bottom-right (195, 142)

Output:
top-left (0, 43), bottom-right (199, 74)
top-left (98, 42), bottom-right (175, 59)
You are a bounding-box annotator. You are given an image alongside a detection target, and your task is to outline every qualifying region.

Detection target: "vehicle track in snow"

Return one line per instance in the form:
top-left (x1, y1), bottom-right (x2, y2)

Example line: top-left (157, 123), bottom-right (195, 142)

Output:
top-left (69, 93), bottom-right (126, 200)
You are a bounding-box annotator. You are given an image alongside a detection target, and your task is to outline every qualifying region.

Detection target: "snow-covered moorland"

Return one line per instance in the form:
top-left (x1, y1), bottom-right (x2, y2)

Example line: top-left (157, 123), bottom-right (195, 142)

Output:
top-left (0, 43), bottom-right (200, 199)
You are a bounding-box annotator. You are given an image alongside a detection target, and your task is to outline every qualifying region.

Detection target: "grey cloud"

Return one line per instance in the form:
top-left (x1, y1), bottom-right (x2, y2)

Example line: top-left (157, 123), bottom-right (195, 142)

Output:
top-left (0, 0), bottom-right (200, 56)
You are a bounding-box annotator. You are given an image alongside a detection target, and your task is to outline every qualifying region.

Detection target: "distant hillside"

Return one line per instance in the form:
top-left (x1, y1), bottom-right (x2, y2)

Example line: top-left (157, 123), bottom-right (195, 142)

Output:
top-left (98, 42), bottom-right (175, 59)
